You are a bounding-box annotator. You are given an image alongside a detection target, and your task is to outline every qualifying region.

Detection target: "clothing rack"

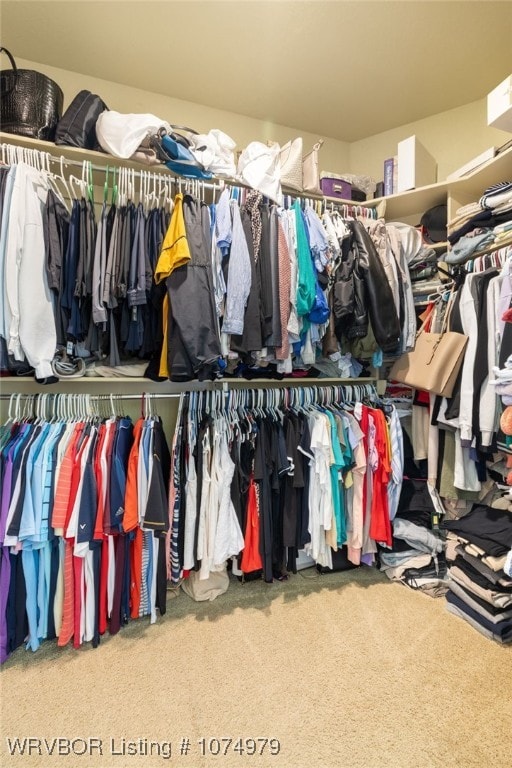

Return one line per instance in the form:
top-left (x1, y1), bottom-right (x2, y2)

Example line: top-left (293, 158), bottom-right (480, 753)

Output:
top-left (1, 381), bottom-right (379, 422)
top-left (0, 139), bottom-right (378, 216)
top-left (185, 381), bottom-right (380, 416)
top-left (0, 392), bottom-right (182, 424)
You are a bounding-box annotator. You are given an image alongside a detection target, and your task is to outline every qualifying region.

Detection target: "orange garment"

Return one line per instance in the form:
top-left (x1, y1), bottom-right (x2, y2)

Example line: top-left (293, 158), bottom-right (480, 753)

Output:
top-left (98, 538), bottom-right (109, 635)
top-left (240, 477), bottom-right (262, 573)
top-left (58, 427), bottom-right (90, 647)
top-left (123, 419), bottom-right (143, 533)
top-left (369, 409), bottom-right (392, 547)
top-left (51, 423), bottom-right (84, 530)
top-left (57, 541), bottom-right (75, 647)
top-left (130, 527), bottom-right (143, 619)
top-left (124, 419), bottom-right (144, 619)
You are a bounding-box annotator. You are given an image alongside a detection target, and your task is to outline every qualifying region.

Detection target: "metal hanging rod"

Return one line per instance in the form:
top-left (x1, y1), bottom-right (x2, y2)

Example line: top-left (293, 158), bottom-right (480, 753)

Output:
top-left (0, 392), bottom-right (182, 401)
top-left (0, 140), bottom-right (377, 215)
top-left (0, 140), bottom-right (227, 192)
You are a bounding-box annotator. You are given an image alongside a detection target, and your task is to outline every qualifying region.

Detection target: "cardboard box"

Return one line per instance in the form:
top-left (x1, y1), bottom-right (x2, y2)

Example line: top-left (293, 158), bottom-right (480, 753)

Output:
top-left (487, 75), bottom-right (512, 132)
top-left (396, 135), bottom-right (437, 193)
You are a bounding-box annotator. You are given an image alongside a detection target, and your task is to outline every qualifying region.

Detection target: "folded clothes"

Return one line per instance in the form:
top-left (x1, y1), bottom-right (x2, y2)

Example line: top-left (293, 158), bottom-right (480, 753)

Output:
top-left (393, 518), bottom-right (444, 555)
top-left (85, 362), bottom-right (148, 377)
top-left (442, 503), bottom-right (512, 557)
top-left (445, 230), bottom-right (494, 263)
top-left (379, 549), bottom-right (421, 567)
top-left (448, 207), bottom-right (512, 245)
top-left (494, 219), bottom-right (512, 234)
top-left (455, 545), bottom-right (512, 588)
top-left (446, 601), bottom-right (512, 643)
top-left (403, 578), bottom-right (448, 598)
top-left (506, 549), bottom-right (512, 579)
top-left (446, 591), bottom-right (512, 642)
top-left (458, 540), bottom-right (508, 572)
top-left (452, 555), bottom-right (512, 593)
top-left (402, 558), bottom-right (448, 581)
top-left (480, 181), bottom-right (512, 210)
top-left (451, 201), bottom-right (481, 224)
top-left (380, 553), bottom-right (432, 578)
top-left (448, 579), bottom-right (512, 622)
top-left (449, 566), bottom-right (512, 608)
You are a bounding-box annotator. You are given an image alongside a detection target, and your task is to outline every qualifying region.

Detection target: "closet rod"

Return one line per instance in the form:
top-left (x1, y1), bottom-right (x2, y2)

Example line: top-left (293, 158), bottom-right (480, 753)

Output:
top-left (0, 141), bottom-right (377, 214)
top-left (0, 393), bottom-right (182, 401)
top-left (0, 142), bottom-right (226, 193)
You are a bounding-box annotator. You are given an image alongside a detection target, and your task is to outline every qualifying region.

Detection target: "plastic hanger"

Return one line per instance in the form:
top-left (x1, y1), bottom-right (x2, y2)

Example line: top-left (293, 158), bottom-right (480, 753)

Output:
top-left (104, 166), bottom-right (110, 204)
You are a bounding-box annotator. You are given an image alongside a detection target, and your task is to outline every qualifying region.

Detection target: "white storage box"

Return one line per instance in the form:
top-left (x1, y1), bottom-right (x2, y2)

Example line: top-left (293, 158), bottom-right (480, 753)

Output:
top-left (487, 75), bottom-right (512, 132)
top-left (396, 135), bottom-right (437, 193)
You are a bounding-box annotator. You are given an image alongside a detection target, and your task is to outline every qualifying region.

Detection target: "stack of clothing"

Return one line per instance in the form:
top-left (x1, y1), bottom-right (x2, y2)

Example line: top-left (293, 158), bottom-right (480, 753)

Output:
top-left (442, 501), bottom-right (512, 644)
top-left (379, 478), bottom-right (448, 597)
top-left (446, 181), bottom-right (512, 264)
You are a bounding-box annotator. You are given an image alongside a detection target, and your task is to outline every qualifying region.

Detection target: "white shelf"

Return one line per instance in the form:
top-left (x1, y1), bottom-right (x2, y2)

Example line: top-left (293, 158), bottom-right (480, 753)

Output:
top-left (0, 376), bottom-right (376, 395)
top-left (373, 144), bottom-right (512, 223)
top-left (373, 181), bottom-right (449, 222)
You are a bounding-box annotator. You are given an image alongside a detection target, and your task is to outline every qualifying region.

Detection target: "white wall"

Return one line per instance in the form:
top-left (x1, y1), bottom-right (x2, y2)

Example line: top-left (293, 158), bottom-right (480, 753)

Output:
top-left (13, 58), bottom-right (351, 175)
top-left (11, 59), bottom-right (512, 189)
top-left (348, 98), bottom-right (511, 183)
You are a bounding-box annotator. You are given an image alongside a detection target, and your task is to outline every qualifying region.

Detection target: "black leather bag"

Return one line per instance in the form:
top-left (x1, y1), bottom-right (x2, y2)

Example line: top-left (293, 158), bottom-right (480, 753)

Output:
top-left (0, 47), bottom-right (63, 141)
top-left (55, 90), bottom-right (108, 150)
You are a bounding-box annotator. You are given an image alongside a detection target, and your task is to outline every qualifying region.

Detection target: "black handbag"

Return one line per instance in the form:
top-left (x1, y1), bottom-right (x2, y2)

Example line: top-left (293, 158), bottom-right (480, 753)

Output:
top-left (0, 47), bottom-right (63, 141)
top-left (55, 90), bottom-right (108, 150)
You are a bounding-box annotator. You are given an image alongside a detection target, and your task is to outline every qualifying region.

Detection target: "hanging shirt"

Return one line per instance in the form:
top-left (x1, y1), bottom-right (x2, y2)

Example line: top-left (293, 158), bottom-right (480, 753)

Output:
top-left (221, 201), bottom-right (252, 336)
top-left (294, 200), bottom-right (316, 319)
top-left (154, 193), bottom-right (192, 378)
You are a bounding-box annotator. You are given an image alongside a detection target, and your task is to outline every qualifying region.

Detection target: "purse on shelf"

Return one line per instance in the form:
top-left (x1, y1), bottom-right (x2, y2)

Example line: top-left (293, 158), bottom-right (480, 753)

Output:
top-left (302, 139), bottom-right (324, 195)
top-left (237, 141), bottom-right (283, 204)
top-left (54, 90), bottom-right (108, 150)
top-left (150, 128), bottom-right (213, 179)
top-left (0, 47), bottom-right (64, 141)
top-left (279, 137), bottom-right (303, 192)
top-left (388, 293), bottom-right (468, 398)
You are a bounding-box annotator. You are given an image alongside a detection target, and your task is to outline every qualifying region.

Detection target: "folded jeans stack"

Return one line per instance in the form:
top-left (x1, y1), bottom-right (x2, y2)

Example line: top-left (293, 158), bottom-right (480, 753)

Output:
top-left (379, 478), bottom-right (448, 597)
top-left (442, 502), bottom-right (512, 644)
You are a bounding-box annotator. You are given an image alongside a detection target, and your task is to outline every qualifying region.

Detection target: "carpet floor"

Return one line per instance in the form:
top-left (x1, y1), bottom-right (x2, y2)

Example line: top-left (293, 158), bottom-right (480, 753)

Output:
top-left (1, 566), bottom-right (511, 768)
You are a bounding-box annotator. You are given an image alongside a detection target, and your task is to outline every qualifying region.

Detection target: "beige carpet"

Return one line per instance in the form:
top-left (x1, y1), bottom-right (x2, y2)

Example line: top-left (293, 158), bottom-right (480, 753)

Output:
top-left (1, 566), bottom-right (511, 768)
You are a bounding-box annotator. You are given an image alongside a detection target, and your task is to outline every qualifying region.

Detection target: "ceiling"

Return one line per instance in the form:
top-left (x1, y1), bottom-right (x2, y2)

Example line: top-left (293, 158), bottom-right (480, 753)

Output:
top-left (2, 1), bottom-right (511, 142)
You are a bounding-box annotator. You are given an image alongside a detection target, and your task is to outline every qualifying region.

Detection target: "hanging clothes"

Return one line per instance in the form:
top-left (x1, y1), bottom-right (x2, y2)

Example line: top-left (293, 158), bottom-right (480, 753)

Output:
top-left (0, 398), bottom-right (170, 664)
top-left (168, 386), bottom-right (403, 585)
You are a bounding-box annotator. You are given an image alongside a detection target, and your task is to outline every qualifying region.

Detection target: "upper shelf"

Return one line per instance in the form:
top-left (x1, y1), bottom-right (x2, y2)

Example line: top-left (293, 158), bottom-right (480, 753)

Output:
top-left (373, 144), bottom-right (512, 221)
top-left (447, 144), bottom-right (512, 200)
top-left (2, 132), bottom-right (511, 221)
top-left (372, 181), bottom-right (449, 222)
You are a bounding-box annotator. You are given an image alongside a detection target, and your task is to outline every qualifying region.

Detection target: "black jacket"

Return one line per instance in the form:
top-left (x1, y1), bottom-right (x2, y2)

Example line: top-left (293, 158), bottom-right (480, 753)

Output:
top-left (332, 220), bottom-right (401, 353)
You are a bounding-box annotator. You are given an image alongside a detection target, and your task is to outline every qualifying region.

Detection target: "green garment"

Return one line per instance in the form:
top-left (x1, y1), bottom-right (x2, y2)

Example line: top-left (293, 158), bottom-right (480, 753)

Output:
top-left (294, 200), bottom-right (316, 318)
